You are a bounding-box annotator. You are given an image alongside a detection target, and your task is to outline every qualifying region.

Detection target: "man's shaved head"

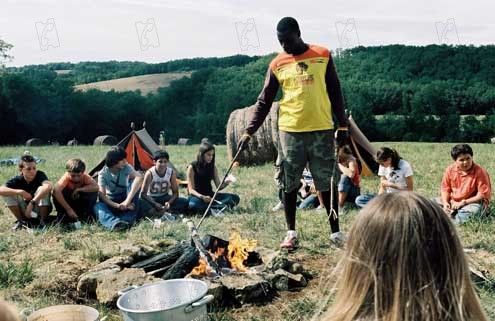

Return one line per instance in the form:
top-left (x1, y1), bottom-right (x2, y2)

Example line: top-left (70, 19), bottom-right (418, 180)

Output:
top-left (277, 17), bottom-right (300, 34)
top-left (276, 17), bottom-right (306, 55)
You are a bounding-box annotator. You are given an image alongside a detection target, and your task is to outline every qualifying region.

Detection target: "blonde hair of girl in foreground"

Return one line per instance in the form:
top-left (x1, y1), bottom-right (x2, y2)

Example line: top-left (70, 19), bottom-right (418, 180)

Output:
top-left (322, 191), bottom-right (488, 321)
top-left (0, 300), bottom-right (20, 321)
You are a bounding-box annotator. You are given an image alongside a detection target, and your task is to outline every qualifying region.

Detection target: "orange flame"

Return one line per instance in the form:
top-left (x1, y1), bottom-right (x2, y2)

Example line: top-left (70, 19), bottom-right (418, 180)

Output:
top-left (189, 257), bottom-right (211, 276)
top-left (227, 230), bottom-right (257, 272)
top-left (188, 230), bottom-right (257, 277)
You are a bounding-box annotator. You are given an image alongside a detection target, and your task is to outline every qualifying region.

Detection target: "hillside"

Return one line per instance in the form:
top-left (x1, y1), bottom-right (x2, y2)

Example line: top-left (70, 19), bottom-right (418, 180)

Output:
top-left (2, 45), bottom-right (495, 145)
top-left (73, 72), bottom-right (192, 95)
top-left (7, 55), bottom-right (259, 84)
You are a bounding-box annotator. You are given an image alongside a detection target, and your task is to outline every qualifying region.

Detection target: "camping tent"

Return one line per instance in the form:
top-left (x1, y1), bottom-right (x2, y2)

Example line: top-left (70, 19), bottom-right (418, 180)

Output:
top-left (89, 127), bottom-right (170, 177)
top-left (347, 115), bottom-right (379, 176)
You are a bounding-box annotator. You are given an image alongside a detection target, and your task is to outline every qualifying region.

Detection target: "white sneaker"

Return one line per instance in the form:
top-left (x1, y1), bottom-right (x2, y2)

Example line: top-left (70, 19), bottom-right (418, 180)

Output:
top-left (211, 206), bottom-right (227, 217)
top-left (160, 213), bottom-right (176, 222)
top-left (272, 201), bottom-right (284, 212)
top-left (330, 231), bottom-right (346, 247)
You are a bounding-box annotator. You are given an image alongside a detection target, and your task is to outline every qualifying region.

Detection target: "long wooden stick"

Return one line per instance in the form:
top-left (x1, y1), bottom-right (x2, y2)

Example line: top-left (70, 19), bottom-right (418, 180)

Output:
top-left (197, 145), bottom-right (243, 230)
top-left (184, 218), bottom-right (221, 275)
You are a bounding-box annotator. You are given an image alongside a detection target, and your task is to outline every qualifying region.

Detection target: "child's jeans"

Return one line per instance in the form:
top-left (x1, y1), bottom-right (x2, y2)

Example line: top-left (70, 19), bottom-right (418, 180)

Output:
top-left (94, 192), bottom-right (140, 231)
top-left (188, 193), bottom-right (240, 213)
top-left (139, 194), bottom-right (189, 216)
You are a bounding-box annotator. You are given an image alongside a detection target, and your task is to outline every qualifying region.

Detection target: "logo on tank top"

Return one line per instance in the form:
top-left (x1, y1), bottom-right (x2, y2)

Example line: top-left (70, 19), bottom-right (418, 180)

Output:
top-left (295, 62), bottom-right (314, 86)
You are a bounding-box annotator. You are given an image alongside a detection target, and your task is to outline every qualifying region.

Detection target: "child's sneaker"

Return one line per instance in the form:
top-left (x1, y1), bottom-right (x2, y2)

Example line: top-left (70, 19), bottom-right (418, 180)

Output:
top-left (271, 201), bottom-right (284, 212)
top-left (11, 220), bottom-right (27, 231)
top-left (330, 231), bottom-right (346, 247)
top-left (211, 206), bottom-right (227, 217)
top-left (113, 221), bottom-right (130, 232)
top-left (73, 221), bottom-right (82, 229)
top-left (160, 213), bottom-right (176, 222)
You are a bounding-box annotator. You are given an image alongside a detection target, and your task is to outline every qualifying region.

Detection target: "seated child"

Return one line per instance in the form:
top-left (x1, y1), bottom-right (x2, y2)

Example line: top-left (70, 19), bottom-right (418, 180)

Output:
top-left (187, 141), bottom-right (240, 216)
top-left (298, 168), bottom-right (324, 210)
top-left (438, 143), bottom-right (491, 224)
top-left (139, 150), bottom-right (188, 219)
top-left (0, 154), bottom-right (52, 230)
top-left (321, 192), bottom-right (489, 321)
top-left (52, 158), bottom-right (98, 225)
top-left (355, 147), bottom-right (413, 208)
top-left (337, 145), bottom-right (360, 210)
top-left (94, 147), bottom-right (143, 231)
top-left (272, 167), bottom-right (324, 211)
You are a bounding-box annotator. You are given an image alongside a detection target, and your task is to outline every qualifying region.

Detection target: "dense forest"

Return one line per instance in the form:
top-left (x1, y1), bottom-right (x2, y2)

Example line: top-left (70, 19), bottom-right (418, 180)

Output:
top-left (0, 43), bottom-right (494, 145)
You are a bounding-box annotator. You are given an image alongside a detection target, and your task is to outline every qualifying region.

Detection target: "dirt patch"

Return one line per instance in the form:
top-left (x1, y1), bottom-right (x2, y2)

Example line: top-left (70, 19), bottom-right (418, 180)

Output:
top-left (24, 257), bottom-right (90, 303)
top-left (224, 249), bottom-right (344, 321)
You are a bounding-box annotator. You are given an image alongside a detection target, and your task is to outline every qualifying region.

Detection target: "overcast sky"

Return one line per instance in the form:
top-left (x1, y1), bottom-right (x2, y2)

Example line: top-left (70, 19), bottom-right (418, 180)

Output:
top-left (1, 0), bottom-right (494, 67)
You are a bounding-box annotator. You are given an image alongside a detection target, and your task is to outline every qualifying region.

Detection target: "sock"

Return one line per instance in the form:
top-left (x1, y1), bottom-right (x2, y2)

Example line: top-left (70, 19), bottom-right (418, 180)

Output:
top-left (283, 189), bottom-right (298, 230)
top-left (287, 230), bottom-right (297, 239)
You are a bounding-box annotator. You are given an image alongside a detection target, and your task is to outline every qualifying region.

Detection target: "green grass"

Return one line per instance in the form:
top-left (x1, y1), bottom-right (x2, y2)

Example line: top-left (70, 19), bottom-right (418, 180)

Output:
top-left (0, 261), bottom-right (34, 289)
top-left (0, 143), bottom-right (494, 320)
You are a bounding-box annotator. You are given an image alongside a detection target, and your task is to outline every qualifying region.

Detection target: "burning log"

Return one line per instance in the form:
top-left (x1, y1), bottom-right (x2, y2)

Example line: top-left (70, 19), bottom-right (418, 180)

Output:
top-left (162, 246), bottom-right (199, 279)
top-left (130, 242), bottom-right (200, 279)
top-left (77, 235), bottom-right (312, 307)
top-left (131, 242), bottom-right (189, 272)
top-left (184, 218), bottom-right (222, 275)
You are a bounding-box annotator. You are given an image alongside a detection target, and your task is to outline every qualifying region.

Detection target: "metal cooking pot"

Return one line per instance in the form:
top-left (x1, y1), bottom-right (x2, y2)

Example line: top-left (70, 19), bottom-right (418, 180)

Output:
top-left (26, 304), bottom-right (99, 321)
top-left (117, 279), bottom-right (214, 321)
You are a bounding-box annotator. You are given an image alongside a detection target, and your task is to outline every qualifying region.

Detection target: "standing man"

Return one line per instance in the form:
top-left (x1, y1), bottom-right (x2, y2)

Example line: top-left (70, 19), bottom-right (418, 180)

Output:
top-left (238, 17), bottom-right (349, 250)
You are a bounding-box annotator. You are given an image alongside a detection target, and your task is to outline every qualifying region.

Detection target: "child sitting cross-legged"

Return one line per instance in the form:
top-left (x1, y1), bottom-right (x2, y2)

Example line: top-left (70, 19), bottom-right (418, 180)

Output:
top-left (139, 150), bottom-right (188, 220)
top-left (52, 158), bottom-right (98, 226)
top-left (321, 192), bottom-right (489, 321)
top-left (94, 147), bottom-right (143, 231)
top-left (0, 154), bottom-right (52, 230)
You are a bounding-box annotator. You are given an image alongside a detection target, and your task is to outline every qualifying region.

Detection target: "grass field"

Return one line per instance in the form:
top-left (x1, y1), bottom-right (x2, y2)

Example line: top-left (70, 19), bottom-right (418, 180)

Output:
top-left (0, 143), bottom-right (494, 320)
top-left (73, 72), bottom-right (192, 95)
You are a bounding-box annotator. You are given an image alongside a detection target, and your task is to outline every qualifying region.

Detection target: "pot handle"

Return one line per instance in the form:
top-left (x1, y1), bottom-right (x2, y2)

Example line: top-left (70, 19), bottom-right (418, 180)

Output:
top-left (19, 307), bottom-right (35, 321)
top-left (118, 285), bottom-right (138, 296)
top-left (184, 295), bottom-right (214, 313)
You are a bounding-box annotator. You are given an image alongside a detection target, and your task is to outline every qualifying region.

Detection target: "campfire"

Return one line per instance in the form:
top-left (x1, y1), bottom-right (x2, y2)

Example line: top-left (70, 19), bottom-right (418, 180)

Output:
top-left (188, 230), bottom-right (258, 277)
top-left (77, 219), bottom-right (310, 308)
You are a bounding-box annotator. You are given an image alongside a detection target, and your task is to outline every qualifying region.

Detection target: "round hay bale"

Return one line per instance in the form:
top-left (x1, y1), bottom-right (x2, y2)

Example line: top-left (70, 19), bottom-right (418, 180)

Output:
top-left (93, 135), bottom-right (118, 146)
top-left (67, 138), bottom-right (78, 146)
top-left (226, 102), bottom-right (279, 166)
top-left (26, 138), bottom-right (44, 146)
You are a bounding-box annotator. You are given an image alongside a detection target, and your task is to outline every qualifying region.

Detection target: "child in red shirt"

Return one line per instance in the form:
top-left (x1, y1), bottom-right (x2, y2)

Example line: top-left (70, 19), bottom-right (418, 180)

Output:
top-left (53, 159), bottom-right (98, 224)
top-left (440, 144), bottom-right (491, 224)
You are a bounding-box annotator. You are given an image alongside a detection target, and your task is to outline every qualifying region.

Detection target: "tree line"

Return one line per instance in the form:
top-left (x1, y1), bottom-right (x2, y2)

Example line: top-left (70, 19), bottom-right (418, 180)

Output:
top-left (0, 44), bottom-right (494, 145)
